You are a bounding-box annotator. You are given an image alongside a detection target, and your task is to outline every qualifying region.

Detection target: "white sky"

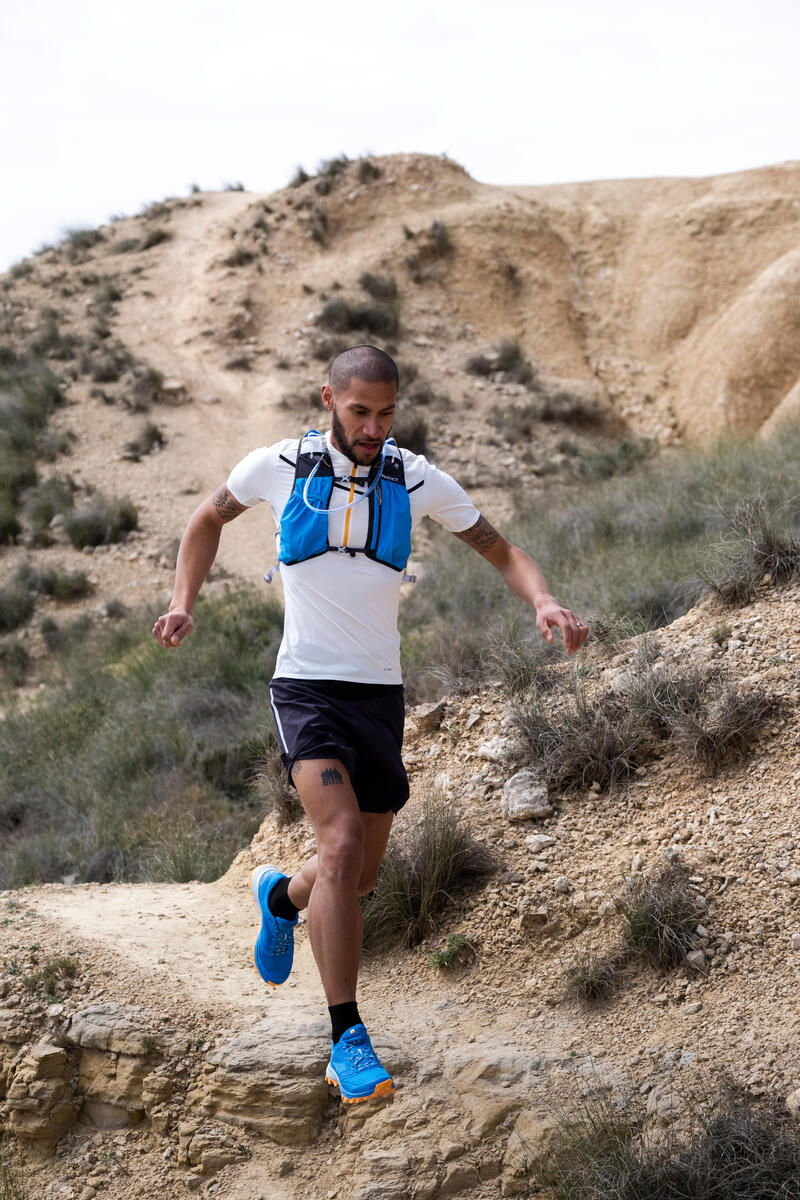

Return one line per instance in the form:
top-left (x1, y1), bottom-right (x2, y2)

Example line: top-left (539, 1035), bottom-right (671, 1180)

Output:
top-left (1, 0), bottom-right (798, 269)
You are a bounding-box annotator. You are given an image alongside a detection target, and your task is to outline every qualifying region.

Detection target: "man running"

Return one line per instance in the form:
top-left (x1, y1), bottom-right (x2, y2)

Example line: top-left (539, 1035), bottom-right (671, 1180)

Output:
top-left (152, 344), bottom-right (588, 1104)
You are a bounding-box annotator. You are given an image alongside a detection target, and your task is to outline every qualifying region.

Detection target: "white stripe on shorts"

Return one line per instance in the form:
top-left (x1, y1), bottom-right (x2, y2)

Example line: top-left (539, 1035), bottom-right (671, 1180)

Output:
top-left (269, 685), bottom-right (289, 753)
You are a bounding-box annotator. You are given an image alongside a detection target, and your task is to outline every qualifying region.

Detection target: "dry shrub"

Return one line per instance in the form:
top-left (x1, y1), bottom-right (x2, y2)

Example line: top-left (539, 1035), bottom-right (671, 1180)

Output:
top-left (361, 797), bottom-right (493, 950)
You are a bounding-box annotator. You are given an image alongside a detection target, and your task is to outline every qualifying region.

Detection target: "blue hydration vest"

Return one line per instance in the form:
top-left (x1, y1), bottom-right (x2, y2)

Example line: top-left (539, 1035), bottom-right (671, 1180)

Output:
top-left (277, 431), bottom-right (413, 573)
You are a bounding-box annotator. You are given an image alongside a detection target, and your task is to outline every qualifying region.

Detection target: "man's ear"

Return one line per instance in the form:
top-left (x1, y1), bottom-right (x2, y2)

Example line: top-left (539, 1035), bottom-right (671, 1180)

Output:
top-left (321, 384), bottom-right (334, 410)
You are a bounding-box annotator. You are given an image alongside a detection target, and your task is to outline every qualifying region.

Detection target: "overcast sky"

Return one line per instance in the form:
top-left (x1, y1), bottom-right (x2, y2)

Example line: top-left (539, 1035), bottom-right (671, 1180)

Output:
top-left (1, 0), bottom-right (798, 269)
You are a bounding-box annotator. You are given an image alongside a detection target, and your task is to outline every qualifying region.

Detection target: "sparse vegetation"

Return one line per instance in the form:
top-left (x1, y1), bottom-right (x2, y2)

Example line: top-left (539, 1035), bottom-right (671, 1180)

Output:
top-left (429, 933), bottom-right (476, 970)
top-left (0, 1132), bottom-right (29, 1200)
top-left (468, 339), bottom-right (535, 387)
top-left (121, 422), bottom-right (165, 461)
top-left (615, 860), bottom-right (704, 970)
top-left (562, 948), bottom-right (627, 1004)
top-left (511, 652), bottom-right (774, 793)
top-left (401, 425), bottom-right (800, 697)
top-left (64, 492), bottom-right (138, 547)
top-left (22, 954), bottom-right (79, 1000)
top-left (361, 797), bottom-right (493, 950)
top-left (317, 297), bottom-right (399, 338)
top-left (405, 220), bottom-right (453, 277)
top-left (0, 588), bottom-right (284, 888)
top-left (700, 495), bottom-right (800, 605)
top-left (529, 1080), bottom-right (800, 1200)
top-left (140, 226), bottom-right (171, 250)
top-left (392, 413), bottom-right (428, 456)
top-left (222, 247), bottom-right (256, 268)
top-left (359, 273), bottom-right (398, 301)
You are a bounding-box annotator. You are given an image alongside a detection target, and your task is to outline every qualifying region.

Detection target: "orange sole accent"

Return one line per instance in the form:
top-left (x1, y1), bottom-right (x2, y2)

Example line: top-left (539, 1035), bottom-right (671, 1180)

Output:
top-left (325, 1076), bottom-right (395, 1103)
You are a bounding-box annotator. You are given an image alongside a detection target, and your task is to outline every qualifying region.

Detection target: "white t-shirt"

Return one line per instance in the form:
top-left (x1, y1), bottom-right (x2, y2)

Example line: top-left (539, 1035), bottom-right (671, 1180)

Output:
top-left (227, 433), bottom-right (480, 684)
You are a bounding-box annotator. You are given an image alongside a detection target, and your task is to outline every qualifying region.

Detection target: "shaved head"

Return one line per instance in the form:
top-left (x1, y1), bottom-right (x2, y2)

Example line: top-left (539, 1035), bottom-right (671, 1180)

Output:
top-left (328, 344), bottom-right (399, 393)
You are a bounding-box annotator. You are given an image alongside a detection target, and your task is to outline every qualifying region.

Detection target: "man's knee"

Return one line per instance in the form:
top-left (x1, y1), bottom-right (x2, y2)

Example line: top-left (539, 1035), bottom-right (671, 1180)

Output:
top-left (317, 824), bottom-right (364, 885)
top-left (356, 865), bottom-right (381, 896)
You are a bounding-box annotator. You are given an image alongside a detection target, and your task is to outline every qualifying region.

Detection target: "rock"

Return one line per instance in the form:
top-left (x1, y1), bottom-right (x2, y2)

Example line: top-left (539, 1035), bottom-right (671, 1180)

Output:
top-left (77, 1047), bottom-right (150, 1128)
top-left (413, 700), bottom-right (446, 732)
top-left (477, 735), bottom-right (513, 763)
top-left (526, 835), bottom-right (555, 853)
top-left (178, 1124), bottom-right (249, 1175)
top-left (5, 1041), bottom-right (80, 1148)
top-left (503, 1110), bottom-right (557, 1177)
top-left (791, 933), bottom-right (800, 950)
top-left (553, 876), bottom-right (571, 895)
top-left (518, 907), bottom-right (550, 932)
top-left (784, 869), bottom-right (800, 886)
top-left (63, 1003), bottom-right (159, 1056)
top-left (684, 1001), bottom-right (702, 1015)
top-left (786, 1087), bottom-right (800, 1116)
top-left (465, 711), bottom-right (482, 731)
top-left (160, 379), bottom-right (190, 405)
top-left (501, 771), bottom-right (552, 821)
top-left (192, 1019), bottom-right (410, 1145)
top-left (443, 1044), bottom-right (542, 1136)
top-left (439, 1162), bottom-right (479, 1195)
top-left (685, 949), bottom-right (707, 972)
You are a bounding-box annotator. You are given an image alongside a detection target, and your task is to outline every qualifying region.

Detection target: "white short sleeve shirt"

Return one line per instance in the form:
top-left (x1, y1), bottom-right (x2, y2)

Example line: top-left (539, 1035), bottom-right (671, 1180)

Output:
top-left (227, 434), bottom-right (480, 684)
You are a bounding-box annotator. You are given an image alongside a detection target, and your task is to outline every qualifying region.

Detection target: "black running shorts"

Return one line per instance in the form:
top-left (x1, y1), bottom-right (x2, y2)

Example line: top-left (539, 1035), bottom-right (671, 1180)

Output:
top-left (268, 678), bottom-right (409, 814)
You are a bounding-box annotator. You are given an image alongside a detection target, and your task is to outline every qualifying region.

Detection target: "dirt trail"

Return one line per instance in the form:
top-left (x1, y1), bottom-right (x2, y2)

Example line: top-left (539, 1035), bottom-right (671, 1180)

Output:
top-left (32, 875), bottom-right (324, 1026)
top-left (114, 190), bottom-right (289, 581)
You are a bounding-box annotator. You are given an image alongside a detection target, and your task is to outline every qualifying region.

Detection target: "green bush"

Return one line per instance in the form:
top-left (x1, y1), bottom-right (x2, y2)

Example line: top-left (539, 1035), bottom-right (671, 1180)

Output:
top-left (469, 339), bottom-right (534, 387)
top-left (64, 493), bottom-right (138, 547)
top-left (0, 574), bottom-right (35, 634)
top-left (400, 426), bottom-right (800, 697)
top-left (21, 473), bottom-right (76, 543)
top-left (140, 226), bottom-right (171, 250)
top-left (359, 273), bottom-right (398, 301)
top-left (0, 587), bottom-right (284, 888)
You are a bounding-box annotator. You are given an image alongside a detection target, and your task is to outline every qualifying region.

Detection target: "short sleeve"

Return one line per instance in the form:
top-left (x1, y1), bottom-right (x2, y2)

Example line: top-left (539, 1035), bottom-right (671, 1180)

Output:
top-left (416, 461), bottom-right (480, 533)
top-left (226, 446), bottom-right (276, 507)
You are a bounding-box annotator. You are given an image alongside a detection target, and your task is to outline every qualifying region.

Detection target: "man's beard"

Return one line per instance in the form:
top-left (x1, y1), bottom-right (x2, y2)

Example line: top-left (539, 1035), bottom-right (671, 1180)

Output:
top-left (330, 407), bottom-right (384, 466)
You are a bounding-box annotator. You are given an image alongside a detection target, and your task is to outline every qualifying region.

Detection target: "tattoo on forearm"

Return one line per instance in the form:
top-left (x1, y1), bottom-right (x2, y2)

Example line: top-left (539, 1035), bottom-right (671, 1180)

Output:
top-left (321, 767), bottom-right (344, 787)
top-left (212, 486), bottom-right (247, 523)
top-left (455, 515), bottom-right (500, 556)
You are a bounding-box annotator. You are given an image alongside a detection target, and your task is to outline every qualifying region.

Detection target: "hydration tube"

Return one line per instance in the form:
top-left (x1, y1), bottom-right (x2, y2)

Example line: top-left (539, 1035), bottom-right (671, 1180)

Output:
top-left (301, 450), bottom-right (385, 514)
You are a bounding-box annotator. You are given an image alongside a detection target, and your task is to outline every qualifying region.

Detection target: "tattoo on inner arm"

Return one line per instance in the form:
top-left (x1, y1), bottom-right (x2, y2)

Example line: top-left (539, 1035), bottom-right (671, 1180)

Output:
top-left (455, 514), bottom-right (500, 556)
top-left (320, 767), bottom-right (344, 787)
top-left (211, 486), bottom-right (247, 523)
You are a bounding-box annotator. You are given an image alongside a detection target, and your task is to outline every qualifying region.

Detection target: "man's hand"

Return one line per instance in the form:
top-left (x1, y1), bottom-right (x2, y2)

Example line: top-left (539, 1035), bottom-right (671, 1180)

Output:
top-left (536, 599), bottom-right (588, 656)
top-left (152, 609), bottom-right (195, 648)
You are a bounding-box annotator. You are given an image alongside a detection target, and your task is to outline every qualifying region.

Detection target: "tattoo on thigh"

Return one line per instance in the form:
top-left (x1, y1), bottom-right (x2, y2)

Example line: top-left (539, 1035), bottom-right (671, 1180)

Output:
top-left (291, 760), bottom-right (305, 781)
top-left (320, 767), bottom-right (344, 787)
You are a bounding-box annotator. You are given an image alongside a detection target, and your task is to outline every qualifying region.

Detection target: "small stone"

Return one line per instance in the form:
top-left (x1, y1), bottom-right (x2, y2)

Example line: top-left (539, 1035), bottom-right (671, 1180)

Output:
top-left (477, 735), bottom-right (512, 762)
top-left (685, 949), bottom-right (707, 972)
top-left (184, 1175), bottom-right (204, 1192)
top-left (791, 933), bottom-right (800, 950)
top-left (784, 869), bottom-right (800, 886)
top-left (414, 700), bottom-right (446, 731)
top-left (695, 925), bottom-right (709, 939)
top-left (465, 711), bottom-right (482, 730)
top-left (786, 1088), bottom-right (800, 1116)
top-left (526, 835), bottom-right (556, 853)
top-left (501, 770), bottom-right (552, 821)
top-left (553, 876), bottom-right (571, 895)
top-left (684, 1001), bottom-right (702, 1015)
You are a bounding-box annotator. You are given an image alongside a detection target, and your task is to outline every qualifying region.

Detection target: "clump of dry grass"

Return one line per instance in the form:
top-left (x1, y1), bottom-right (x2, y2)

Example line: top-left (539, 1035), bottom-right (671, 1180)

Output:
top-left (362, 797), bottom-right (493, 950)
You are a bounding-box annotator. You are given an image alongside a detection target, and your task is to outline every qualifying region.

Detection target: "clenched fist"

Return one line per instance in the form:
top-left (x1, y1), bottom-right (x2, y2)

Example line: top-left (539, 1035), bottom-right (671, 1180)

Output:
top-left (152, 608), bottom-right (195, 648)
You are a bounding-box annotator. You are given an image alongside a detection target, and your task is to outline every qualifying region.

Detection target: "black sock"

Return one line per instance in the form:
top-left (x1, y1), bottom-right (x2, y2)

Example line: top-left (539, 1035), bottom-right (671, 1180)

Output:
top-left (267, 875), bottom-right (299, 922)
top-left (329, 1001), bottom-right (361, 1044)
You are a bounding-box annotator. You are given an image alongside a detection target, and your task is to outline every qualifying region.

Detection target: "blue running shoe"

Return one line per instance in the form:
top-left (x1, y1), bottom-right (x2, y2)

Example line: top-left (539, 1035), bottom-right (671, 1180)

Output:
top-left (251, 864), bottom-right (298, 987)
top-left (325, 1023), bottom-right (395, 1104)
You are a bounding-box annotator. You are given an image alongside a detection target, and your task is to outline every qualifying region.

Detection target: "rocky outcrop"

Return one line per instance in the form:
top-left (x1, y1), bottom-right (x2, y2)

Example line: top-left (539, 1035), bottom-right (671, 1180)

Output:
top-left (5, 1042), bottom-right (80, 1149)
top-left (190, 1017), bottom-right (410, 1145)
